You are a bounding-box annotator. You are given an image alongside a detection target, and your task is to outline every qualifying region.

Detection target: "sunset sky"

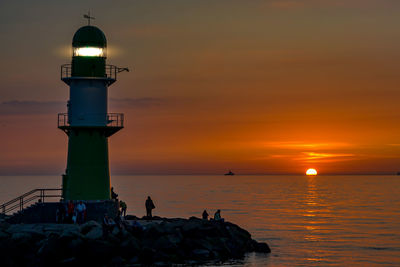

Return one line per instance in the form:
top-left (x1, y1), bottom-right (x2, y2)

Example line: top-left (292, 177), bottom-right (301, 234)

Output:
top-left (1, 0), bottom-right (400, 175)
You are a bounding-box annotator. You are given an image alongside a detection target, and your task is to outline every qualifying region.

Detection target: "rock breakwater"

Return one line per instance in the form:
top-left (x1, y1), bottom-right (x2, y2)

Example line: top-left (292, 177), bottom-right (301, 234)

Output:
top-left (0, 217), bottom-right (270, 266)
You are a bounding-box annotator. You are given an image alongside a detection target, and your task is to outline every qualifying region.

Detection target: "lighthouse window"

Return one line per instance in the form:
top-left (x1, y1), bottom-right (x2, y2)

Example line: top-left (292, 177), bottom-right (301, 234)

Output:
top-left (74, 47), bottom-right (105, 57)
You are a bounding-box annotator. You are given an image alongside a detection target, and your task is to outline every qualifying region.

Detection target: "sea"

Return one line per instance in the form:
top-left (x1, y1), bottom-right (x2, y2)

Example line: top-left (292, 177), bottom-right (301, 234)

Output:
top-left (0, 175), bottom-right (399, 266)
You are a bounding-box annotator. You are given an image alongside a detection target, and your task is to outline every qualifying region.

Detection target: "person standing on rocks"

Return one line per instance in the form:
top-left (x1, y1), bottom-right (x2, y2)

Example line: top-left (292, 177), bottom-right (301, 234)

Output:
top-left (202, 210), bottom-right (209, 220)
top-left (76, 201), bottom-right (86, 224)
top-left (67, 200), bottom-right (74, 223)
top-left (214, 209), bottom-right (223, 221)
top-left (111, 187), bottom-right (118, 201)
top-left (145, 196), bottom-right (155, 219)
top-left (120, 200), bottom-right (127, 217)
top-left (56, 201), bottom-right (66, 223)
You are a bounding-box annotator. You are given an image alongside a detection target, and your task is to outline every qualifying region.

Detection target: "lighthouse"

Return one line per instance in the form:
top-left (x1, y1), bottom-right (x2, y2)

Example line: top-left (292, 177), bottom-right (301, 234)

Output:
top-left (58, 20), bottom-right (127, 200)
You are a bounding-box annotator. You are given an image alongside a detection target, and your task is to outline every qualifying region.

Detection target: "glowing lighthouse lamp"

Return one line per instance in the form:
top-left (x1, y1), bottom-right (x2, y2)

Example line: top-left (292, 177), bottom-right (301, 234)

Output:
top-left (58, 16), bottom-right (128, 201)
top-left (74, 46), bottom-right (104, 57)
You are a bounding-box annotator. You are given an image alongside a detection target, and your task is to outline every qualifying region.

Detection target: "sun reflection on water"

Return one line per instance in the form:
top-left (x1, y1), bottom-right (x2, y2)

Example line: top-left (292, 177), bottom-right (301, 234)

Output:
top-left (304, 176), bottom-right (322, 244)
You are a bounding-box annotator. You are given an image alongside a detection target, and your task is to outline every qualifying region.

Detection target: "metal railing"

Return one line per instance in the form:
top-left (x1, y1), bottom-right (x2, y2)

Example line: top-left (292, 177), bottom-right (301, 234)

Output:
top-left (58, 112), bottom-right (69, 128)
top-left (61, 64), bottom-right (128, 82)
top-left (105, 65), bottom-right (118, 81)
top-left (61, 64), bottom-right (72, 79)
top-left (0, 189), bottom-right (62, 215)
top-left (58, 113), bottom-right (124, 128)
top-left (107, 113), bottom-right (124, 127)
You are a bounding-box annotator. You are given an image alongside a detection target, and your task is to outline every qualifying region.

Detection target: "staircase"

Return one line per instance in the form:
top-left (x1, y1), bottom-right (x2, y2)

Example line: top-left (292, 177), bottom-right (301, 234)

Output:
top-left (0, 188), bottom-right (62, 223)
top-left (7, 202), bottom-right (60, 224)
top-left (1, 189), bottom-right (119, 224)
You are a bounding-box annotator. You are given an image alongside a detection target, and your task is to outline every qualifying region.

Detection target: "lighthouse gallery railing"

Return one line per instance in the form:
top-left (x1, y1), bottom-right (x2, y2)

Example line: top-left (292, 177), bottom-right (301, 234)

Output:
top-left (61, 64), bottom-right (127, 84)
top-left (57, 113), bottom-right (124, 128)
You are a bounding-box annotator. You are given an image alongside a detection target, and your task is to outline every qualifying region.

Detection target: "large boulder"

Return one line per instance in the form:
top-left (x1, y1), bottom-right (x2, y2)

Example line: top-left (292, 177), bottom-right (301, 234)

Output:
top-left (43, 224), bottom-right (65, 233)
top-left (80, 220), bottom-right (101, 235)
top-left (0, 229), bottom-right (9, 239)
top-left (109, 256), bottom-right (125, 267)
top-left (11, 232), bottom-right (33, 243)
top-left (143, 223), bottom-right (167, 239)
top-left (251, 240), bottom-right (271, 253)
top-left (111, 226), bottom-right (121, 237)
top-left (181, 220), bottom-right (201, 237)
top-left (7, 224), bottom-right (46, 240)
top-left (37, 234), bottom-right (66, 265)
top-left (224, 223), bottom-right (253, 255)
top-left (85, 225), bottom-right (103, 240)
top-left (66, 237), bottom-right (84, 256)
top-left (183, 237), bottom-right (214, 252)
top-left (139, 246), bottom-right (156, 264)
top-left (158, 220), bottom-right (183, 235)
top-left (60, 227), bottom-right (83, 240)
top-left (119, 236), bottom-right (140, 258)
top-left (152, 234), bottom-right (182, 252)
top-left (204, 236), bottom-right (232, 259)
top-left (191, 248), bottom-right (211, 260)
top-left (83, 239), bottom-right (116, 263)
top-left (124, 215), bottom-right (140, 220)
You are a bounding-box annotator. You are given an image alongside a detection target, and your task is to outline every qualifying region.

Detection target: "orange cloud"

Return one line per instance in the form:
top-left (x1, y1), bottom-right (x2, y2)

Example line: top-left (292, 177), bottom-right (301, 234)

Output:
top-left (295, 152), bottom-right (356, 163)
top-left (269, 1), bottom-right (306, 9)
top-left (267, 0), bottom-right (392, 9)
top-left (262, 141), bottom-right (352, 150)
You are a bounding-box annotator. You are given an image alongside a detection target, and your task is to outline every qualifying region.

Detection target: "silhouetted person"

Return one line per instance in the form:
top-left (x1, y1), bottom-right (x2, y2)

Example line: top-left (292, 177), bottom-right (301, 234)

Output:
top-left (202, 210), bottom-right (209, 220)
top-left (214, 209), bottom-right (223, 221)
top-left (120, 200), bottom-right (127, 217)
top-left (56, 201), bottom-right (66, 223)
top-left (76, 201), bottom-right (86, 224)
top-left (145, 196), bottom-right (155, 218)
top-left (67, 200), bottom-right (74, 223)
top-left (111, 187), bottom-right (118, 200)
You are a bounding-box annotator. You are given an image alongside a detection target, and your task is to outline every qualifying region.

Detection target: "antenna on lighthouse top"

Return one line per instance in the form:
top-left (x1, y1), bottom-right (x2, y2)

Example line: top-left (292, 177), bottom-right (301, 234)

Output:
top-left (83, 11), bottom-right (95, 25)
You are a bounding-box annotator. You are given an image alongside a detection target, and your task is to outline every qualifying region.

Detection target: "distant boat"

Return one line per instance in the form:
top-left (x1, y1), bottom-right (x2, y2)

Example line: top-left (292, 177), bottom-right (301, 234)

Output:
top-left (224, 170), bottom-right (235, 176)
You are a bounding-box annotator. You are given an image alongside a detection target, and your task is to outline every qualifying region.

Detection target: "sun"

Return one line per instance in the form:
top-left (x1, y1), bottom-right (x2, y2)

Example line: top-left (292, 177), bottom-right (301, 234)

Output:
top-left (306, 168), bottom-right (318, 176)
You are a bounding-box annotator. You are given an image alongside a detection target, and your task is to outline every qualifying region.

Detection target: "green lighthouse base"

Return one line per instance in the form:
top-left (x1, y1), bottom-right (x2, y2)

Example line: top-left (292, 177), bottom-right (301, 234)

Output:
top-left (63, 128), bottom-right (111, 200)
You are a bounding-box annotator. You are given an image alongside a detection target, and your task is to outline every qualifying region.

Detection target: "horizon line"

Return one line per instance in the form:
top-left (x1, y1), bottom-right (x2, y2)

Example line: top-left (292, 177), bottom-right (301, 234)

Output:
top-left (0, 172), bottom-right (398, 176)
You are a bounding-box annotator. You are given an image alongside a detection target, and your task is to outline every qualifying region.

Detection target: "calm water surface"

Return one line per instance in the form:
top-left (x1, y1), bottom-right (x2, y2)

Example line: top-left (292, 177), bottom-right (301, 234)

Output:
top-left (0, 175), bottom-right (399, 266)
